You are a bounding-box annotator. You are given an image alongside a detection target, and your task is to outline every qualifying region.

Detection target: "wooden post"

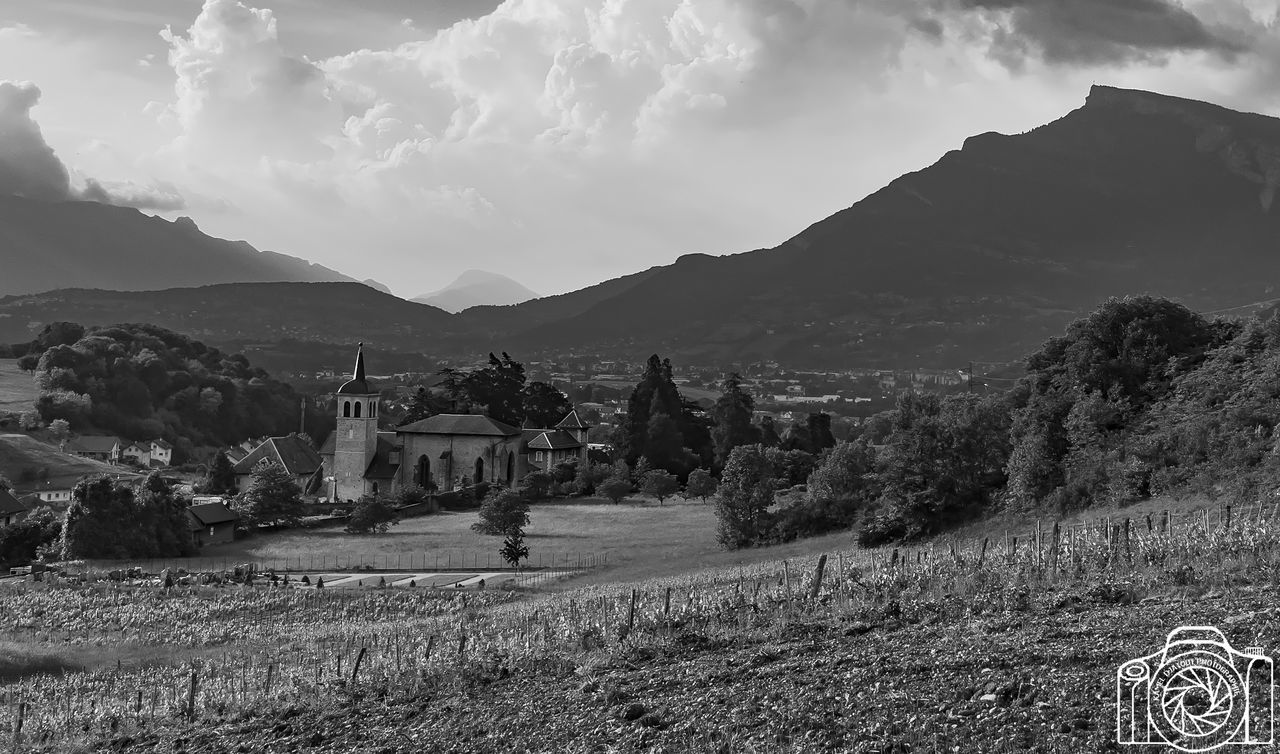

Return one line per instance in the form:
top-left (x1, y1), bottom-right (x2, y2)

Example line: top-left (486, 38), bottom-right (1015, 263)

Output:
top-left (977, 538), bottom-right (989, 568)
top-left (186, 667), bottom-right (198, 721)
top-left (1035, 520), bottom-right (1042, 568)
top-left (424, 635), bottom-right (436, 665)
top-left (663, 587), bottom-right (672, 620)
top-left (1123, 518), bottom-right (1131, 564)
top-left (809, 554), bottom-right (827, 601)
top-left (12, 701), bottom-right (25, 751)
top-left (627, 589), bottom-right (638, 631)
top-left (350, 646), bottom-right (366, 684)
top-left (1049, 522), bottom-right (1060, 576)
top-left (265, 663), bottom-right (274, 695)
top-left (458, 632), bottom-right (466, 657)
top-left (1225, 505), bottom-right (1232, 531)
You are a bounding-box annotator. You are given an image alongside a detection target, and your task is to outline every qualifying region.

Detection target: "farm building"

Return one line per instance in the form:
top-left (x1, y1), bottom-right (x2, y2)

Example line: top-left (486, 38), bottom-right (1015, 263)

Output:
top-left (0, 487), bottom-right (29, 527)
top-left (320, 344), bottom-right (591, 502)
top-left (186, 501), bottom-right (238, 547)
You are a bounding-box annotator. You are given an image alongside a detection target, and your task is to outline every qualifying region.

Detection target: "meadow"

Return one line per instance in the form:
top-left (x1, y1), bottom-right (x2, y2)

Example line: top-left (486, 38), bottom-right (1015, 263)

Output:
top-left (2, 498), bottom-right (1277, 751)
top-left (0, 359), bottom-right (36, 414)
top-left (191, 496), bottom-right (855, 585)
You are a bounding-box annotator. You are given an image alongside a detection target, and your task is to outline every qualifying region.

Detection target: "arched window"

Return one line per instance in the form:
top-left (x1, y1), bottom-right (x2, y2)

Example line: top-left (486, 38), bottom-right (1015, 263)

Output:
top-left (415, 455), bottom-right (430, 489)
top-left (371, 402), bottom-right (377, 417)
top-left (354, 402), bottom-right (362, 418)
top-left (343, 401), bottom-right (351, 417)
top-left (535, 451), bottom-right (543, 462)
top-left (474, 457), bottom-right (484, 485)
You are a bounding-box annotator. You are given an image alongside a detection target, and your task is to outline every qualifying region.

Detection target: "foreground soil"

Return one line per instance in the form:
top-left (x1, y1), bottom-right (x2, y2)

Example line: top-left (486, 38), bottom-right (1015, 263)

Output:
top-left (69, 582), bottom-right (1280, 753)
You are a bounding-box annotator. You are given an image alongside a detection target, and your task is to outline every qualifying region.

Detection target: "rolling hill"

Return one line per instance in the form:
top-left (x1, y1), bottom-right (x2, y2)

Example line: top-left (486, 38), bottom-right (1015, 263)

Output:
top-left (0, 196), bottom-right (361, 296)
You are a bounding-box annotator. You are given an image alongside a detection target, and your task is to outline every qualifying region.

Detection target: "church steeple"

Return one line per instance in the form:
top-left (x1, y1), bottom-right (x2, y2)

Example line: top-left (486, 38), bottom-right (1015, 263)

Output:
top-left (352, 342), bottom-right (366, 381)
top-left (337, 342), bottom-right (372, 395)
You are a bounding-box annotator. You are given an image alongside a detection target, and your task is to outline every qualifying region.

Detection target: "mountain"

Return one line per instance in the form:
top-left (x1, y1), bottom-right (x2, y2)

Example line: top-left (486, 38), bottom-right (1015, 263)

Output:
top-left (484, 85), bottom-right (1280, 366)
top-left (0, 195), bottom-right (359, 296)
top-left (412, 270), bottom-right (539, 313)
top-left (0, 282), bottom-right (454, 357)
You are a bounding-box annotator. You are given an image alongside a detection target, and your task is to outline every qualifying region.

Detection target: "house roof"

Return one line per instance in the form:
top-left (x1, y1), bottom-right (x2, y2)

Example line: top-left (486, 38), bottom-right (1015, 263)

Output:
top-left (0, 488), bottom-right (29, 517)
top-left (363, 434), bottom-right (402, 480)
top-left (188, 502), bottom-right (238, 528)
top-left (123, 441), bottom-right (149, 452)
top-left (555, 409), bottom-right (591, 430)
top-left (225, 446), bottom-right (249, 463)
top-left (68, 436), bottom-right (119, 453)
top-left (151, 438), bottom-right (173, 450)
top-left (396, 414), bottom-right (520, 437)
top-left (232, 435), bottom-right (322, 476)
top-left (526, 430), bottom-right (585, 451)
top-left (318, 430), bottom-right (336, 456)
top-left (336, 342), bottom-right (375, 395)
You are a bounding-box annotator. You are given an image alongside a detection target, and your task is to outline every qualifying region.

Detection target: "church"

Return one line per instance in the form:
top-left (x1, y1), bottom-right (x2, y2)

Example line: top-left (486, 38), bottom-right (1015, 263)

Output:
top-left (320, 344), bottom-right (591, 502)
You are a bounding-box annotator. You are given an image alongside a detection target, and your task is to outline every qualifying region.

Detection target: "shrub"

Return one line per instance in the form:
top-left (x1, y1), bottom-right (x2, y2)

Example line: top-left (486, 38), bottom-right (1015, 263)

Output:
top-left (472, 488), bottom-right (530, 536)
top-left (345, 497), bottom-right (401, 534)
top-left (761, 496), bottom-right (860, 545)
top-left (598, 477), bottom-right (632, 505)
top-left (640, 469), bottom-right (679, 505)
top-left (518, 472), bottom-right (553, 502)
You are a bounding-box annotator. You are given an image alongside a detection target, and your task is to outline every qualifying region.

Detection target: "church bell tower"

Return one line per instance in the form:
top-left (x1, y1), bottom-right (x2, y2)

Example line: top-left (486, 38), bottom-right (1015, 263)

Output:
top-left (333, 343), bottom-right (379, 502)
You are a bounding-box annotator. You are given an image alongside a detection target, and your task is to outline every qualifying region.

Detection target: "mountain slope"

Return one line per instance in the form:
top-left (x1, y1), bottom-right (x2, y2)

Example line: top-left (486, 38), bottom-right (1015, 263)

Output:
top-left (412, 270), bottom-right (539, 312)
top-left (502, 85), bottom-right (1280, 366)
top-left (0, 196), bottom-right (359, 296)
top-left (0, 282), bottom-right (455, 351)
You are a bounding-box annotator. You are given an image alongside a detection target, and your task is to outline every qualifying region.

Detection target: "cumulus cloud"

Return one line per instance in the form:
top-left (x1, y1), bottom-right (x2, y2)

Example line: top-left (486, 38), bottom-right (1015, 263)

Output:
top-left (0, 81), bottom-right (73, 201)
top-left (158, 0), bottom-right (342, 163)
top-left (0, 80), bottom-right (186, 209)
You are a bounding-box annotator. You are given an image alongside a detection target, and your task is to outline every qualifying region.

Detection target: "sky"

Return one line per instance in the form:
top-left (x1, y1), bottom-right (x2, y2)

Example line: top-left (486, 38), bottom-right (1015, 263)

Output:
top-left (1, 0), bottom-right (1278, 298)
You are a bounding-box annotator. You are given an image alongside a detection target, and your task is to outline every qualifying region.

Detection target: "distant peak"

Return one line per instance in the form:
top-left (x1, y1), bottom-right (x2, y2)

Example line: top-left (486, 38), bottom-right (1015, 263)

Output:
top-left (173, 216), bottom-right (199, 231)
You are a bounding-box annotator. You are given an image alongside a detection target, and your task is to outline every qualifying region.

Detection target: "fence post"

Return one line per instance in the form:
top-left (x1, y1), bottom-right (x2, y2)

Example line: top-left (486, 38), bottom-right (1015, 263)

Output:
top-left (12, 701), bottom-right (25, 751)
top-left (628, 589), bottom-right (639, 631)
top-left (186, 667), bottom-right (198, 721)
top-left (350, 646), bottom-right (366, 684)
top-left (809, 554), bottom-right (827, 600)
top-left (1049, 522), bottom-right (1060, 576)
top-left (977, 538), bottom-right (989, 569)
top-left (1225, 505), bottom-right (1232, 531)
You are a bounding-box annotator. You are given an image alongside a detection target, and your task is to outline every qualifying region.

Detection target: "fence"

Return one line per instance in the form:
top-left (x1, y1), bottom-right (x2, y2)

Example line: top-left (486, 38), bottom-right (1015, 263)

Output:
top-left (81, 550), bottom-right (608, 578)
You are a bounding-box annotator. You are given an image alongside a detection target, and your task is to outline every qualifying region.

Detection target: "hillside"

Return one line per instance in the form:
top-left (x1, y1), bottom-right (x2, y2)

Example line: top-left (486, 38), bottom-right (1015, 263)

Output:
top-left (0, 282), bottom-right (455, 352)
top-left (497, 85), bottom-right (1280, 366)
top-left (0, 359), bottom-right (37, 415)
top-left (0, 433), bottom-right (129, 492)
top-left (412, 270), bottom-right (539, 312)
top-left (0, 196), bottom-right (360, 297)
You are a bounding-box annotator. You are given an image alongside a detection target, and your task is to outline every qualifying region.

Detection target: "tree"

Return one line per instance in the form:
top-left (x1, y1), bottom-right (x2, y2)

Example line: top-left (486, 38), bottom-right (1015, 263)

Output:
top-left (234, 461), bottom-right (305, 528)
top-left (711, 373), bottom-right (760, 468)
top-left (714, 444), bottom-right (776, 549)
top-left (807, 440), bottom-right (874, 504)
top-left (500, 531), bottom-right (529, 570)
top-left (522, 381), bottom-right (572, 428)
top-left (61, 473), bottom-right (194, 559)
top-left (617, 355), bottom-right (684, 465)
top-left (403, 386), bottom-right (448, 425)
top-left (203, 452), bottom-right (237, 495)
top-left (48, 419), bottom-right (70, 450)
top-left (463, 352), bottom-right (527, 426)
top-left (0, 507), bottom-right (61, 567)
top-left (684, 468), bottom-right (716, 503)
top-left (346, 497), bottom-right (401, 534)
top-left (472, 487), bottom-right (530, 535)
top-left (644, 411), bottom-right (685, 473)
top-left (518, 471), bottom-right (553, 501)
top-left (573, 462), bottom-right (611, 496)
top-left (598, 477), bottom-right (632, 505)
top-left (640, 469), bottom-right (679, 505)
top-left (806, 413), bottom-right (837, 453)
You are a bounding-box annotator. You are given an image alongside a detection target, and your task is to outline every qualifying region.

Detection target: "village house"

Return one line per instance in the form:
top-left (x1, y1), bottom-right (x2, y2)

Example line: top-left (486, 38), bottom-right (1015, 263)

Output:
top-left (186, 501), bottom-right (238, 547)
top-left (231, 435), bottom-right (324, 494)
top-left (149, 439), bottom-right (173, 467)
top-left (0, 488), bottom-right (29, 527)
top-left (320, 344), bottom-right (591, 502)
top-left (66, 435), bottom-right (121, 463)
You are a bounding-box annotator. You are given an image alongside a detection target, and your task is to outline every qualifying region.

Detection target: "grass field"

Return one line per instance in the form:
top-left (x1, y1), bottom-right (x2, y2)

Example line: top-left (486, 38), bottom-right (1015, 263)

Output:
top-left (196, 496), bottom-right (856, 585)
top-left (0, 359), bottom-right (36, 414)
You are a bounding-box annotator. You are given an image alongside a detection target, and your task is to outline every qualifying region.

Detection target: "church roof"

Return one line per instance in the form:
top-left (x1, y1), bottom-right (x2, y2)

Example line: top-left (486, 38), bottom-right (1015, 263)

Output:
top-left (555, 409), bottom-right (591, 430)
top-left (336, 343), bottom-right (375, 395)
top-left (526, 430), bottom-right (586, 451)
top-left (363, 434), bottom-right (402, 480)
top-left (232, 435), bottom-right (323, 476)
top-left (396, 414), bottom-right (521, 437)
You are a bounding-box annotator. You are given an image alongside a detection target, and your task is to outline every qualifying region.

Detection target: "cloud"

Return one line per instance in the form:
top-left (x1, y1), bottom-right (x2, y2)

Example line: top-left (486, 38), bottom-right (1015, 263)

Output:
top-left (940, 0), bottom-right (1251, 66)
top-left (158, 0), bottom-right (342, 163)
top-left (0, 80), bottom-right (186, 209)
top-left (0, 81), bottom-right (74, 201)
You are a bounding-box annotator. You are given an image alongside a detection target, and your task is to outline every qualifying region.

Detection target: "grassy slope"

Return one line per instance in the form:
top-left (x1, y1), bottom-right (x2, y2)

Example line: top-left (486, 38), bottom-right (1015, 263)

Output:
top-left (192, 497), bottom-right (856, 585)
top-left (0, 359), bottom-right (36, 413)
top-left (0, 433), bottom-right (126, 491)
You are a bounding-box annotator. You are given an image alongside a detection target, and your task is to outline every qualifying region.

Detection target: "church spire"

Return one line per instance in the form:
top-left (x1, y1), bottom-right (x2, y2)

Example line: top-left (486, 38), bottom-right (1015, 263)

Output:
top-left (353, 342), bottom-right (366, 381)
